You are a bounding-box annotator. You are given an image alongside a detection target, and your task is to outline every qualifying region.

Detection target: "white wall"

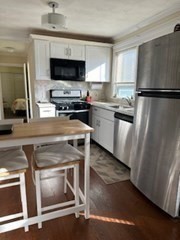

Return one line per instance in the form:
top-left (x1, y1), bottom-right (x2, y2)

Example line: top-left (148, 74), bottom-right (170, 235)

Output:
top-left (0, 55), bottom-right (26, 65)
top-left (104, 14), bottom-right (180, 101)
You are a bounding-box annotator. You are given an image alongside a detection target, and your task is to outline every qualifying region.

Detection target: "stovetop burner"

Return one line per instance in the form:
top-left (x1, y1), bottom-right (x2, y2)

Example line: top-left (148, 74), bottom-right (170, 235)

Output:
top-left (50, 89), bottom-right (90, 111)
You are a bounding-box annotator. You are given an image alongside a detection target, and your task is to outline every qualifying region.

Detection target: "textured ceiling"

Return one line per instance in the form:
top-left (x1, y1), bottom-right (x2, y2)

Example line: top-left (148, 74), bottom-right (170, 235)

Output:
top-left (0, 0), bottom-right (180, 56)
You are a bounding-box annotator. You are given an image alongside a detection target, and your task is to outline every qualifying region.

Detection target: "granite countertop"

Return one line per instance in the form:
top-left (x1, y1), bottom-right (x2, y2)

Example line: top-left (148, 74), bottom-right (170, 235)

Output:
top-left (91, 101), bottom-right (134, 116)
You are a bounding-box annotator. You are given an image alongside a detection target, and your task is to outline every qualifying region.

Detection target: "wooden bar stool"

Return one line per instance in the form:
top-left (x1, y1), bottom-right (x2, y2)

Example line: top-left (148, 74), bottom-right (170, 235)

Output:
top-left (32, 142), bottom-right (84, 228)
top-left (0, 149), bottom-right (29, 232)
top-left (29, 117), bottom-right (73, 185)
top-left (0, 119), bottom-right (29, 232)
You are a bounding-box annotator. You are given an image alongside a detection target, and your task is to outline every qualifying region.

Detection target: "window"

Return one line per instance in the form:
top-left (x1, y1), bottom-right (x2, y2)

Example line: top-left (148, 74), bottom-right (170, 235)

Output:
top-left (114, 47), bottom-right (138, 99)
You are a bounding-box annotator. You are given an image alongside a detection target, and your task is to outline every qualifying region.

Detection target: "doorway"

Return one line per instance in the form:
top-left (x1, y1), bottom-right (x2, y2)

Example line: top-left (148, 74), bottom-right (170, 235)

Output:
top-left (0, 66), bottom-right (27, 120)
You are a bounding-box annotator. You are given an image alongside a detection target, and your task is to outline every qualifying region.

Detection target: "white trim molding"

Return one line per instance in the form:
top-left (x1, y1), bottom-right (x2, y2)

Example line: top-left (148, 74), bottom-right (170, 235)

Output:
top-left (113, 6), bottom-right (180, 52)
top-left (30, 34), bottom-right (113, 48)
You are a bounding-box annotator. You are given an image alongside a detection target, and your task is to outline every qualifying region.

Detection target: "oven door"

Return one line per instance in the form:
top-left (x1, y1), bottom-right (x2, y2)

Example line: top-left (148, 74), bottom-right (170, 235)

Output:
top-left (56, 110), bottom-right (89, 125)
top-left (70, 110), bottom-right (89, 125)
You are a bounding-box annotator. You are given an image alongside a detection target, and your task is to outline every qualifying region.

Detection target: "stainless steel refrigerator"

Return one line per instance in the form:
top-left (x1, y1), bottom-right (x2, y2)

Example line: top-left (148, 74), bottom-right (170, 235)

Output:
top-left (130, 31), bottom-right (180, 217)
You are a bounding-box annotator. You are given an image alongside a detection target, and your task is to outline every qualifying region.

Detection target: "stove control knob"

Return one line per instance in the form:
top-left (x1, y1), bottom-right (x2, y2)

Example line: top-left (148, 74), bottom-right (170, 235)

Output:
top-left (66, 106), bottom-right (69, 110)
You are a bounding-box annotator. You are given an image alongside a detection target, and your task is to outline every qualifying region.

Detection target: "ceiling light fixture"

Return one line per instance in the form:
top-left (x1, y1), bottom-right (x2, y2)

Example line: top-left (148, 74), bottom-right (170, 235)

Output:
top-left (41, 1), bottom-right (67, 31)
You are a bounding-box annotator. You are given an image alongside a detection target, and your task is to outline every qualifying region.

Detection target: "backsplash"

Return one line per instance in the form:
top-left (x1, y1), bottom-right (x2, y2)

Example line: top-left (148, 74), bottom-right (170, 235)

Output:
top-left (34, 80), bottom-right (107, 102)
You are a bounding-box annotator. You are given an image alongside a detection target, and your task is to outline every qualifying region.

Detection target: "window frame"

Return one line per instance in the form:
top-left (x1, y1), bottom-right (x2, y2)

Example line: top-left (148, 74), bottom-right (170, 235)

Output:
top-left (113, 46), bottom-right (138, 99)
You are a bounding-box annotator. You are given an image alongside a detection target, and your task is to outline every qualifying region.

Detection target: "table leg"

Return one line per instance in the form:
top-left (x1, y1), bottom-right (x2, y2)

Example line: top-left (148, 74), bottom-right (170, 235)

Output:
top-left (84, 133), bottom-right (90, 219)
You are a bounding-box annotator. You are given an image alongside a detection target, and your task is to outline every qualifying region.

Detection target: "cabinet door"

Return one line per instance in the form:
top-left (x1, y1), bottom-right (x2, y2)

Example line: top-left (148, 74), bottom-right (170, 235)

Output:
top-left (34, 40), bottom-right (50, 80)
top-left (39, 107), bottom-right (55, 118)
top-left (92, 115), bottom-right (99, 142)
top-left (86, 46), bottom-right (111, 82)
top-left (50, 42), bottom-right (68, 59)
top-left (99, 118), bottom-right (114, 153)
top-left (69, 44), bottom-right (85, 60)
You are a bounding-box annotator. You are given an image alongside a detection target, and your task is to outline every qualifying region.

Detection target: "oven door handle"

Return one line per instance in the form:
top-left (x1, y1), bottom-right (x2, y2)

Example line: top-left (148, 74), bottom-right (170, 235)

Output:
top-left (74, 109), bottom-right (89, 113)
top-left (57, 109), bottom-right (89, 113)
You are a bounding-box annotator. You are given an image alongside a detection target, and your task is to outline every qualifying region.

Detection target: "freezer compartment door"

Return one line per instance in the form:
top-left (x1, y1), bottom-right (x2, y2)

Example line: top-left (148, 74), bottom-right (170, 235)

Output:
top-left (130, 95), bottom-right (180, 217)
top-left (137, 31), bottom-right (180, 90)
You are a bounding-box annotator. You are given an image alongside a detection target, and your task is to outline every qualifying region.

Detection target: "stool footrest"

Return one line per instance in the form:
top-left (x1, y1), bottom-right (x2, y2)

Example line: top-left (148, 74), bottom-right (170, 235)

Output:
top-left (0, 212), bottom-right (23, 222)
top-left (42, 200), bottom-right (76, 212)
top-left (0, 181), bottom-right (20, 188)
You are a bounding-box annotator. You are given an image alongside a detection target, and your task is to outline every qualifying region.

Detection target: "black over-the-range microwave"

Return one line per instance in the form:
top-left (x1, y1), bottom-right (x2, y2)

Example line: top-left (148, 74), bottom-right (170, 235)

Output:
top-left (50, 58), bottom-right (85, 81)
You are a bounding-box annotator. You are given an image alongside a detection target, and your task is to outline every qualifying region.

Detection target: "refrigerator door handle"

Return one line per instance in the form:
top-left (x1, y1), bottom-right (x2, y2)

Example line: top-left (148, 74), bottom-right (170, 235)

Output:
top-left (136, 91), bottom-right (180, 99)
top-left (136, 89), bottom-right (180, 93)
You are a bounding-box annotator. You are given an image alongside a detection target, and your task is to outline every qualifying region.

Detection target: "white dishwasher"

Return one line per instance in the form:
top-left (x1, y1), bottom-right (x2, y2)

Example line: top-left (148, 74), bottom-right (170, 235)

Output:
top-left (113, 112), bottom-right (134, 168)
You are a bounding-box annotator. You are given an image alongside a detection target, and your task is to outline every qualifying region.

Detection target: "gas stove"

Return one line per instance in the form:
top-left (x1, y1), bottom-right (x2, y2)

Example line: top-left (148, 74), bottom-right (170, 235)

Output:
top-left (50, 89), bottom-right (90, 113)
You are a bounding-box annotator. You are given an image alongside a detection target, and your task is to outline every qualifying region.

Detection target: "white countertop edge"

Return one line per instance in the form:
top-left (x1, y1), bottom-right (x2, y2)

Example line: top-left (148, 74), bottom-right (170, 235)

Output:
top-left (91, 101), bottom-right (134, 116)
top-left (36, 103), bottom-right (56, 108)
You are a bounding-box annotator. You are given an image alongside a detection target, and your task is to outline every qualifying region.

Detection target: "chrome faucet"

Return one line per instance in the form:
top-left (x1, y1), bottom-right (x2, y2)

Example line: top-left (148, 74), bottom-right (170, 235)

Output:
top-left (122, 97), bottom-right (133, 106)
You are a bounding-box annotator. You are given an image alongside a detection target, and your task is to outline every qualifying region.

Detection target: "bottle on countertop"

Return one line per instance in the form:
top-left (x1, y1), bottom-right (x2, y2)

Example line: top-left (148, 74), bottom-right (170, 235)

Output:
top-left (86, 90), bottom-right (92, 103)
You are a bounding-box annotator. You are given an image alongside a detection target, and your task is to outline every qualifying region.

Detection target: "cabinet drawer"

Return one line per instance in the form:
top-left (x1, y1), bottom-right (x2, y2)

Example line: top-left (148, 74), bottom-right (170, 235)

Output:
top-left (39, 108), bottom-right (55, 118)
top-left (100, 108), bottom-right (114, 121)
top-left (92, 106), bottom-right (101, 116)
top-left (92, 106), bottom-right (114, 121)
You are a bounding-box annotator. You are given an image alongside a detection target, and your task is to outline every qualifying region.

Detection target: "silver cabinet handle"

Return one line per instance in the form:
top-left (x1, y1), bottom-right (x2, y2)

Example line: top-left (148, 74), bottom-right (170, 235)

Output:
top-left (65, 48), bottom-right (68, 56)
top-left (69, 48), bottom-right (71, 56)
top-left (96, 120), bottom-right (100, 127)
top-left (43, 110), bottom-right (52, 112)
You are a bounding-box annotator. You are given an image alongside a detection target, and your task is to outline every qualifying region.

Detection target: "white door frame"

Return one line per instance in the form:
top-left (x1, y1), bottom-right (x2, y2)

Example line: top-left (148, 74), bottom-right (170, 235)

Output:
top-left (0, 74), bottom-right (4, 119)
top-left (0, 63), bottom-right (32, 120)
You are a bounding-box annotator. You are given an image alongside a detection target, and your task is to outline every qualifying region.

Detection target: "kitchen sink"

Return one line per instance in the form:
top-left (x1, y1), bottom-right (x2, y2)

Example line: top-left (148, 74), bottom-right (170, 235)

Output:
top-left (122, 107), bottom-right (134, 111)
top-left (109, 105), bottom-right (120, 109)
top-left (110, 105), bottom-right (134, 111)
top-left (122, 105), bottom-right (133, 108)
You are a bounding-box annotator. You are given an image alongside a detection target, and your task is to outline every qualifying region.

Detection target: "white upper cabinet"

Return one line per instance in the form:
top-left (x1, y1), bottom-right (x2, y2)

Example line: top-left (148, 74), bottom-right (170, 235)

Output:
top-left (69, 44), bottom-right (85, 60)
top-left (34, 40), bottom-right (50, 80)
top-left (30, 35), bottom-right (112, 82)
top-left (85, 46), bottom-right (111, 82)
top-left (50, 42), bottom-right (85, 60)
top-left (50, 42), bottom-right (68, 59)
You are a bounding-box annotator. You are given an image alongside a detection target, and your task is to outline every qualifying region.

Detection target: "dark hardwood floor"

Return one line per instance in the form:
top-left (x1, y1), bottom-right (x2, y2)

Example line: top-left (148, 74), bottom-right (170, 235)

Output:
top-left (1, 145), bottom-right (180, 240)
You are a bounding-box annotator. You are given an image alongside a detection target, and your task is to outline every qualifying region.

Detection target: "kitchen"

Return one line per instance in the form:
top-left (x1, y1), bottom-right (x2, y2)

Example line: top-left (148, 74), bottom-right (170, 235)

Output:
top-left (0, 1), bottom-right (180, 239)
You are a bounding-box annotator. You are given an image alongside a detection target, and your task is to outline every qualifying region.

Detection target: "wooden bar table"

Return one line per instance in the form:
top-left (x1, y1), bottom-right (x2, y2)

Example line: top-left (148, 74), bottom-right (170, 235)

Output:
top-left (0, 119), bottom-right (94, 233)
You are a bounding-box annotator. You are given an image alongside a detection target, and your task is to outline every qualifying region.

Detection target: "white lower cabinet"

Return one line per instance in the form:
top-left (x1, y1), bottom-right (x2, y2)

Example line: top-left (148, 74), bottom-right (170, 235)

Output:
top-left (36, 103), bottom-right (56, 118)
top-left (91, 106), bottom-right (114, 153)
